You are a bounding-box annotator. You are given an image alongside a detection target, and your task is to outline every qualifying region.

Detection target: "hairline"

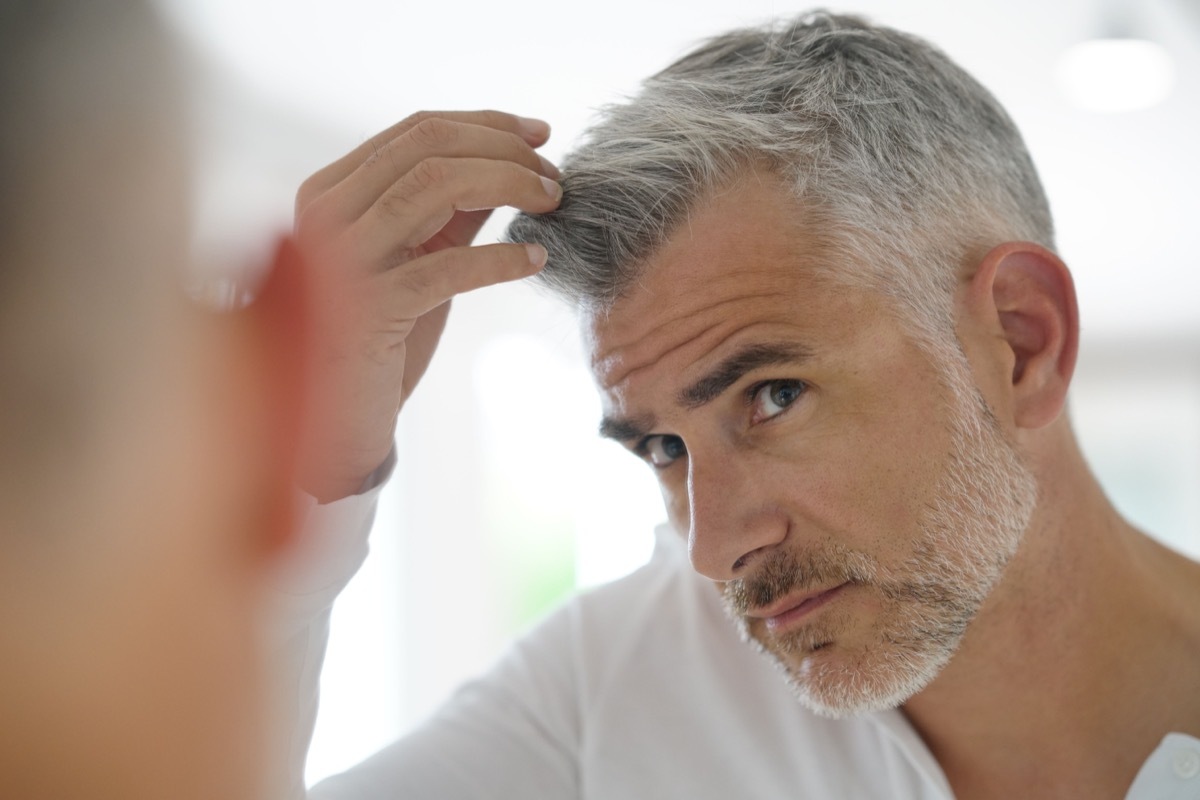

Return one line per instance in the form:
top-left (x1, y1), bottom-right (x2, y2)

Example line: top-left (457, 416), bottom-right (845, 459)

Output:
top-left (579, 161), bottom-right (981, 353)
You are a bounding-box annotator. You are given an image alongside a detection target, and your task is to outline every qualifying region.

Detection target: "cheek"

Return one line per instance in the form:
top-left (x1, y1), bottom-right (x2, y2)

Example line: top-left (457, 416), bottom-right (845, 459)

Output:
top-left (754, 406), bottom-right (951, 557)
top-left (657, 469), bottom-right (691, 532)
top-left (820, 436), bottom-right (941, 525)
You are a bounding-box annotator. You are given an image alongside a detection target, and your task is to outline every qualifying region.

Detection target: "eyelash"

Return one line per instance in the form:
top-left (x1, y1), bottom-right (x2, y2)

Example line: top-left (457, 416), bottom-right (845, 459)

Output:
top-left (634, 433), bottom-right (686, 469)
top-left (632, 378), bottom-right (808, 467)
top-left (745, 378), bottom-right (808, 422)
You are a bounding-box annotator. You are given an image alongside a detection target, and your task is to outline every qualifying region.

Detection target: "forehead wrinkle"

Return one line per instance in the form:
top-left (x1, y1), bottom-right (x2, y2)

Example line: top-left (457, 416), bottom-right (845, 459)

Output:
top-left (595, 324), bottom-right (809, 445)
top-left (592, 290), bottom-right (788, 389)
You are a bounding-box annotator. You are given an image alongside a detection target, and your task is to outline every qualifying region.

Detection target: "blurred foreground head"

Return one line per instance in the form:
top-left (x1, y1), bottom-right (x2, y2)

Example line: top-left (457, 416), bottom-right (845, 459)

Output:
top-left (0, 2), bottom-right (301, 798)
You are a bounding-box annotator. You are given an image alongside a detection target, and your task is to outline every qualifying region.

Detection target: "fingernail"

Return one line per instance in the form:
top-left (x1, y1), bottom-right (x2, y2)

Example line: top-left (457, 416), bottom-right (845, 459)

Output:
top-left (538, 154), bottom-right (561, 179)
top-left (540, 176), bottom-right (562, 201)
top-left (517, 116), bottom-right (551, 140)
top-left (526, 243), bottom-right (547, 267)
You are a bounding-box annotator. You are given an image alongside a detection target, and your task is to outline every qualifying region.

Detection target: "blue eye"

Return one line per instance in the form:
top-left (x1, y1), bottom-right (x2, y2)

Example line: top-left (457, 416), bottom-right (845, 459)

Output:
top-left (641, 434), bottom-right (687, 468)
top-left (751, 380), bottom-right (807, 422)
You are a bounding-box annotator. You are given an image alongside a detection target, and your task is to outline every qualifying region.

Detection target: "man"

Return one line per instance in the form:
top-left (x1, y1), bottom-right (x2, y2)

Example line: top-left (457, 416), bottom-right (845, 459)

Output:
top-left (0, 1), bottom-right (280, 796)
top-left (0, 1), bottom-right (351, 797)
top-left (0, 1), bottom-right (516, 797)
top-left (286, 10), bottom-right (1200, 800)
top-left (3, 3), bottom-right (1188, 799)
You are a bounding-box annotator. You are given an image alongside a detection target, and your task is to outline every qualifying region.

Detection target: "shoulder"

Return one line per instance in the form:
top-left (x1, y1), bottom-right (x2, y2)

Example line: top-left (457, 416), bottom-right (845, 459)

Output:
top-left (502, 523), bottom-right (702, 671)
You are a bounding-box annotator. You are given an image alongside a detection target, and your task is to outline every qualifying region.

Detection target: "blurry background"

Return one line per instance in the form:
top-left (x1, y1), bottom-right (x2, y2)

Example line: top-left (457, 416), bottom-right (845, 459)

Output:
top-left (152, 0), bottom-right (1199, 786)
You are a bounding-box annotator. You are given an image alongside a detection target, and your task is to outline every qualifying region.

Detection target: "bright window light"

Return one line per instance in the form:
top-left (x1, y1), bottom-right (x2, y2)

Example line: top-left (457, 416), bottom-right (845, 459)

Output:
top-left (473, 334), bottom-right (660, 590)
top-left (1056, 38), bottom-right (1175, 113)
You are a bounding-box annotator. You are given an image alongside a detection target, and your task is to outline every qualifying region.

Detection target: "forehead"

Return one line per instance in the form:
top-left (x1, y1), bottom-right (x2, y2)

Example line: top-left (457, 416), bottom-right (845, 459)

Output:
top-left (585, 173), bottom-right (869, 395)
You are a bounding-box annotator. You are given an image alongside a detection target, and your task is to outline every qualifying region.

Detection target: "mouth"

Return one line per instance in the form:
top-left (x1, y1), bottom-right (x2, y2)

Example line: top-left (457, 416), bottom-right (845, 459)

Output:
top-left (750, 582), bottom-right (850, 634)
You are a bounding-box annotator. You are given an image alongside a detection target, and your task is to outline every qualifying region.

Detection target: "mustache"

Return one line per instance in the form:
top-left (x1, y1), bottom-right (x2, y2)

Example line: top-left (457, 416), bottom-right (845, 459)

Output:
top-left (722, 546), bottom-right (876, 615)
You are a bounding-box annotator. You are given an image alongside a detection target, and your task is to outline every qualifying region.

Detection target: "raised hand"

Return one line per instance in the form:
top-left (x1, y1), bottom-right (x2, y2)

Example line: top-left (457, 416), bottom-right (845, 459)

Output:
top-left (291, 111), bottom-right (561, 501)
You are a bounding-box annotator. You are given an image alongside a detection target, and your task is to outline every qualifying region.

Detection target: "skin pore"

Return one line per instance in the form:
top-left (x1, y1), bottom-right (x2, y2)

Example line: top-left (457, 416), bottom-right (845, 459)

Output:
top-left (588, 172), bottom-right (1200, 798)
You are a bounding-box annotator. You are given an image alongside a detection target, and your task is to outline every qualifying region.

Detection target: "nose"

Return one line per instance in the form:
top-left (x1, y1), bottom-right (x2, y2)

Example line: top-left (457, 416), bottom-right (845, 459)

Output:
top-left (685, 449), bottom-right (788, 581)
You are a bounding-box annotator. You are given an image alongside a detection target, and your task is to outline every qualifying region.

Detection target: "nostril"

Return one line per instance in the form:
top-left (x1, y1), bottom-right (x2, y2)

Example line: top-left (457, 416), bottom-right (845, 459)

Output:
top-left (732, 555), bottom-right (748, 571)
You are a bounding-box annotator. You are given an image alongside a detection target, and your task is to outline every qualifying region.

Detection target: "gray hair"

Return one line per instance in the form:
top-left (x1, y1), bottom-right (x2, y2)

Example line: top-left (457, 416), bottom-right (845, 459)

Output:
top-left (505, 11), bottom-right (1054, 342)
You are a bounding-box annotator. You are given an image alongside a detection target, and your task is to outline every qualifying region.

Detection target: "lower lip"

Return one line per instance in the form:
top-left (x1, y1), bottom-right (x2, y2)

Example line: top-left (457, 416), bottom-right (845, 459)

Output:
top-left (764, 583), bottom-right (849, 633)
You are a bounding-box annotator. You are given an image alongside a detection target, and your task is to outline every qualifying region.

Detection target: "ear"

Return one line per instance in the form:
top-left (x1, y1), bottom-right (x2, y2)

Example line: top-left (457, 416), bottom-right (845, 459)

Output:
top-left (233, 236), bottom-right (313, 556)
top-left (964, 242), bottom-right (1079, 430)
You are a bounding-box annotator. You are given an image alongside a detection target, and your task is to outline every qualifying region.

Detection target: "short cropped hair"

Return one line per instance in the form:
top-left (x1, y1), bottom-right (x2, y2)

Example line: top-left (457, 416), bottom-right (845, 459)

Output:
top-left (506, 11), bottom-right (1054, 341)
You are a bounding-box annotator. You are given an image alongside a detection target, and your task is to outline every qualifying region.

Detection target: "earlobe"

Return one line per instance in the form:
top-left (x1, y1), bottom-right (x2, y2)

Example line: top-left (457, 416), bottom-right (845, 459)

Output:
top-left (973, 242), bottom-right (1079, 430)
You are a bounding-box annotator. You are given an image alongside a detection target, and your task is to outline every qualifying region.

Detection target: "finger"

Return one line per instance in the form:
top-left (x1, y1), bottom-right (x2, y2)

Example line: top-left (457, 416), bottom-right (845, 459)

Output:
top-left (311, 119), bottom-right (560, 226)
top-left (350, 157), bottom-right (561, 268)
top-left (297, 110), bottom-right (551, 212)
top-left (386, 242), bottom-right (547, 320)
top-left (421, 209), bottom-right (493, 255)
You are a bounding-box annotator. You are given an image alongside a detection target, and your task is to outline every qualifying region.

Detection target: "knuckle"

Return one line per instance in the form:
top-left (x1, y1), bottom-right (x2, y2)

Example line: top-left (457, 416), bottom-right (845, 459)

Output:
top-left (361, 135), bottom-right (387, 168)
top-left (399, 109), bottom-right (436, 133)
top-left (295, 175), bottom-right (323, 214)
top-left (408, 157), bottom-right (452, 192)
top-left (478, 109), bottom-right (511, 128)
top-left (507, 161), bottom-right (539, 188)
top-left (500, 130), bottom-right (535, 162)
top-left (376, 183), bottom-right (420, 222)
top-left (502, 130), bottom-right (528, 149)
top-left (295, 197), bottom-right (334, 237)
top-left (375, 157), bottom-right (457, 225)
top-left (408, 117), bottom-right (459, 151)
top-left (394, 263), bottom-right (436, 296)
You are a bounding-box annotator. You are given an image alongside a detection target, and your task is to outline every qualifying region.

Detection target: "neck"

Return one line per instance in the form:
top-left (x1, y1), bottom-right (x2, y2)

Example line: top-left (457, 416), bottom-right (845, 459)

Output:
top-left (901, 429), bottom-right (1200, 799)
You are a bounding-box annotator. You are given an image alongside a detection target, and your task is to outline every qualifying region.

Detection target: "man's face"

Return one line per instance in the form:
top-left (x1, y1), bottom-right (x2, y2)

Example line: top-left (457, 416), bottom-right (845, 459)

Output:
top-left (589, 174), bottom-right (1036, 716)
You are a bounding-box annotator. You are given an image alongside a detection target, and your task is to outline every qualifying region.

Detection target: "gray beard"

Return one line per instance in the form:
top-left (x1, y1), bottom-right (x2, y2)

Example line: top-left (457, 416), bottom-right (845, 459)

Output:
top-left (721, 366), bottom-right (1037, 718)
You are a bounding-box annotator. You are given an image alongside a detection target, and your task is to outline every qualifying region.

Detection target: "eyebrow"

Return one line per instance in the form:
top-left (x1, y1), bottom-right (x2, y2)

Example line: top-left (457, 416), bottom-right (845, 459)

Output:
top-left (598, 413), bottom-right (656, 443)
top-left (597, 341), bottom-right (814, 443)
top-left (678, 341), bottom-right (814, 409)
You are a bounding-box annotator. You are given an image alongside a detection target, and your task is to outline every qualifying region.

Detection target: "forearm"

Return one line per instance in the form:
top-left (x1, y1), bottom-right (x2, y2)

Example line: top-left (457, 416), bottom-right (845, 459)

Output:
top-left (266, 452), bottom-right (394, 799)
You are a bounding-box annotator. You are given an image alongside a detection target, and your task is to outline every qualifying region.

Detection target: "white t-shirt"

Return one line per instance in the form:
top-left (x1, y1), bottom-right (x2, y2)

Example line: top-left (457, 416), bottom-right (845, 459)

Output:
top-left (280, 485), bottom-right (1200, 799)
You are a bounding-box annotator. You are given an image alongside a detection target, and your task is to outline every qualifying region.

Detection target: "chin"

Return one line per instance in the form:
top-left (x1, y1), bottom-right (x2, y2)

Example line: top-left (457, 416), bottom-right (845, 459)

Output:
top-left (744, 613), bottom-right (958, 719)
top-left (785, 640), bottom-right (951, 718)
